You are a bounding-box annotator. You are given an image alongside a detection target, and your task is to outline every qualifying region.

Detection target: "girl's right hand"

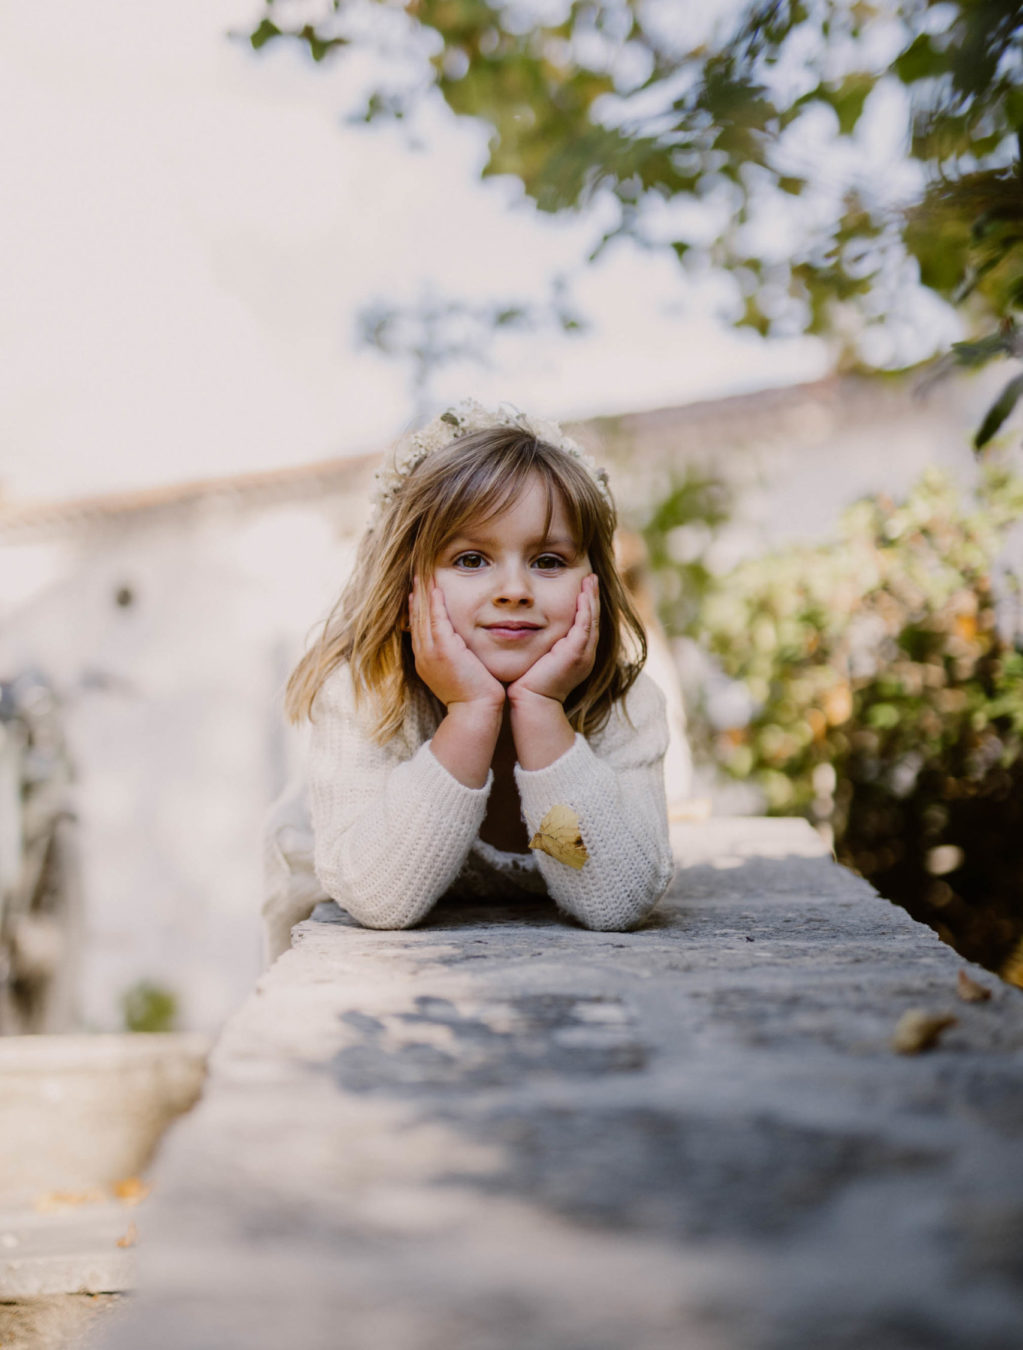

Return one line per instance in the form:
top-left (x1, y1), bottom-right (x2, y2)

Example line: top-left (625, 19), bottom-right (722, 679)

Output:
top-left (410, 577), bottom-right (506, 713)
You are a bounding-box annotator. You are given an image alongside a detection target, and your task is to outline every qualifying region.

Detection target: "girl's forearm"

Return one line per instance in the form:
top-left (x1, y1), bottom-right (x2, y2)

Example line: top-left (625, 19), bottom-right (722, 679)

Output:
top-left (509, 690), bottom-right (576, 770)
top-left (430, 700), bottom-right (504, 787)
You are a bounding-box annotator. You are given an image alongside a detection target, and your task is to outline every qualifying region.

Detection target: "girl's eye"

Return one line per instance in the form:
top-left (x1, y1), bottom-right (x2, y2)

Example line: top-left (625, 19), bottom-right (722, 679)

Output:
top-left (453, 552), bottom-right (486, 570)
top-left (533, 554), bottom-right (566, 570)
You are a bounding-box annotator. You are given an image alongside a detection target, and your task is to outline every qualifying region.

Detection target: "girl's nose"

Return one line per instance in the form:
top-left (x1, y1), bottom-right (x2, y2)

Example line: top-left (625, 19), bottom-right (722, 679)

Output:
top-left (493, 565), bottom-right (533, 606)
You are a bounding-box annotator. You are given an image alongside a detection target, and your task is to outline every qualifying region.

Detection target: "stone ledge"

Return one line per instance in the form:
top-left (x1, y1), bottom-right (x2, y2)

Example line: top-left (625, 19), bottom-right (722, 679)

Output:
top-left (96, 819), bottom-right (1023, 1350)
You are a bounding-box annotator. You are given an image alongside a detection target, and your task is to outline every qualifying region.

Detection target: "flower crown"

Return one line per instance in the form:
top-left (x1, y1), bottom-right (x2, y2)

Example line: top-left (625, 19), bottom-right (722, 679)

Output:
top-left (369, 398), bottom-right (612, 522)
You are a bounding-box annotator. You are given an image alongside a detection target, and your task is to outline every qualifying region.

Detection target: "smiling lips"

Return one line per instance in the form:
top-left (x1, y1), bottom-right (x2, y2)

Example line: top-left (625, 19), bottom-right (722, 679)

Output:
top-left (484, 621), bottom-right (542, 639)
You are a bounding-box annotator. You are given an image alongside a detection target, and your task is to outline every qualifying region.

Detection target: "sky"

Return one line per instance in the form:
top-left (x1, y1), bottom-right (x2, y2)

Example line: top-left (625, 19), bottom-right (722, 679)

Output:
top-left (0, 0), bottom-right (831, 506)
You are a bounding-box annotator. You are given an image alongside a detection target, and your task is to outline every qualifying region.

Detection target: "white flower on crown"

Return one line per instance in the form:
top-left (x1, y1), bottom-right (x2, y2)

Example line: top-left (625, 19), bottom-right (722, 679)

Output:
top-left (369, 397), bottom-right (612, 522)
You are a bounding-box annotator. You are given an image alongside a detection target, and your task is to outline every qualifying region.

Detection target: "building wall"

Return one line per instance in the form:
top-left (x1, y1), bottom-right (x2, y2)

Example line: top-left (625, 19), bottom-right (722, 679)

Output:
top-left (0, 373), bottom-right (1006, 1031)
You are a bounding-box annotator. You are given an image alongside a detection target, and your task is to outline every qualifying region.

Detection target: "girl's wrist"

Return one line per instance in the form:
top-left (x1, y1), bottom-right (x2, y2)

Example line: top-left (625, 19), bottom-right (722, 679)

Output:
top-left (507, 685), bottom-right (562, 715)
top-left (508, 692), bottom-right (575, 770)
top-left (445, 695), bottom-right (505, 728)
top-left (431, 699), bottom-right (504, 788)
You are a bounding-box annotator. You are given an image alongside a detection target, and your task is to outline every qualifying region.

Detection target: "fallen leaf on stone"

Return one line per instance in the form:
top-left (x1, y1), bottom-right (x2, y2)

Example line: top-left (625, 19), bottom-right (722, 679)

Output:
top-left (892, 1009), bottom-right (957, 1054)
top-left (956, 969), bottom-right (992, 1003)
top-left (115, 1222), bottom-right (138, 1249)
top-left (529, 804), bottom-right (588, 870)
top-left (112, 1177), bottom-right (152, 1205)
top-left (34, 1188), bottom-right (106, 1213)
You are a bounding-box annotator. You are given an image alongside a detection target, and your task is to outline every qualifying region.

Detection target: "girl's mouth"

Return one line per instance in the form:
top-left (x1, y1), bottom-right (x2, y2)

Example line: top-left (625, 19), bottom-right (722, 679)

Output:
top-left (484, 623), bottom-right (541, 639)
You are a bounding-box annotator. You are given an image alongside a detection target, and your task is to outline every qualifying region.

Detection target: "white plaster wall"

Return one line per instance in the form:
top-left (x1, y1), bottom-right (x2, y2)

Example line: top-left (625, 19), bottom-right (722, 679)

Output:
top-left (0, 374), bottom-right (1015, 1032)
top-left (0, 501), bottom-right (359, 1031)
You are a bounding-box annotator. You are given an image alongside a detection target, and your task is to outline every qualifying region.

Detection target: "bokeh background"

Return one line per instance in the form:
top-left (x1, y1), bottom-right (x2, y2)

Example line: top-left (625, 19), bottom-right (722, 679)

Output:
top-left (3, 0), bottom-right (1022, 1033)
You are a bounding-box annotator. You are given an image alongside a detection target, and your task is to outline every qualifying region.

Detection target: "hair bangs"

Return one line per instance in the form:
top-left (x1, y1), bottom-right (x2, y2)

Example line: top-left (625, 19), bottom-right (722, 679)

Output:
top-left (415, 432), bottom-right (602, 569)
top-left (420, 435), bottom-right (542, 565)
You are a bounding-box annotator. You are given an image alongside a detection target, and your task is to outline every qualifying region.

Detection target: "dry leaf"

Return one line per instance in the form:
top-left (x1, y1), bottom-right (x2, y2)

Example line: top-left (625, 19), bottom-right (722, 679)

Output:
top-left (956, 969), bottom-right (992, 1003)
top-left (113, 1177), bottom-right (152, 1205)
top-left (34, 1188), bottom-right (106, 1213)
top-left (115, 1222), bottom-right (138, 1249)
top-left (892, 1009), bottom-right (957, 1054)
top-left (529, 804), bottom-right (588, 870)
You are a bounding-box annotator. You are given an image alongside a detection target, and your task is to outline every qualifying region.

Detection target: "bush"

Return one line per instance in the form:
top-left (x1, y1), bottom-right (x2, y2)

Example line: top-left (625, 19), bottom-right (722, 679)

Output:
top-left (644, 463), bottom-right (1023, 984)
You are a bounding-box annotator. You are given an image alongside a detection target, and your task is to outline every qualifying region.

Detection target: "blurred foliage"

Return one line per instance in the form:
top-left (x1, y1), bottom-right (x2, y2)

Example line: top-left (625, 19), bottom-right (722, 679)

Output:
top-left (644, 461), bottom-right (1023, 983)
top-left (122, 980), bottom-right (178, 1034)
top-left (640, 473), bottom-right (734, 633)
top-left (248, 2), bottom-right (1023, 391)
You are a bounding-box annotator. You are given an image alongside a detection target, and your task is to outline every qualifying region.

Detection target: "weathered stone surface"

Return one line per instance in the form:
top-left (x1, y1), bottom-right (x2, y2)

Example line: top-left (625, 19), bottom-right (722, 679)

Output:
top-left (0, 1201), bottom-right (136, 1299)
top-left (96, 820), bottom-right (1023, 1350)
top-left (0, 1293), bottom-right (122, 1350)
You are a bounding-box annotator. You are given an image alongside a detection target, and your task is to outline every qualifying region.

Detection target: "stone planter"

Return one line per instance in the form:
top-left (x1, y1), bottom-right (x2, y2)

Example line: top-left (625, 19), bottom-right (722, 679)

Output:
top-left (0, 1033), bottom-right (209, 1300)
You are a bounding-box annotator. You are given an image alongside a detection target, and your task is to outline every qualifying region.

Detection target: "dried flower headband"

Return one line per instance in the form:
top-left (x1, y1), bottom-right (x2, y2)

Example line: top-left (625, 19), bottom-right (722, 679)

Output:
top-left (369, 398), bottom-right (612, 523)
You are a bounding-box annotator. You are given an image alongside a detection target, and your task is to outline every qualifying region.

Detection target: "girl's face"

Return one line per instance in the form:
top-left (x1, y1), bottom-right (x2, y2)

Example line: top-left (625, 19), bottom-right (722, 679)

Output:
top-left (432, 473), bottom-right (593, 685)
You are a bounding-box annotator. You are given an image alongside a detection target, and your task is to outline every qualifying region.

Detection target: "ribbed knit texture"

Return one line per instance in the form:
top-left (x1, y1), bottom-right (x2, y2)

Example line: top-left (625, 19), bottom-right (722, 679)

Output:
top-left (307, 664), bottom-right (674, 932)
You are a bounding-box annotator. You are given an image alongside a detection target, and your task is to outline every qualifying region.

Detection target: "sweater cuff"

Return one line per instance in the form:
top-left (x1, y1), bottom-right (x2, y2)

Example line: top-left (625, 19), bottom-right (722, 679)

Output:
top-left (421, 740), bottom-right (494, 805)
top-left (514, 734), bottom-right (601, 822)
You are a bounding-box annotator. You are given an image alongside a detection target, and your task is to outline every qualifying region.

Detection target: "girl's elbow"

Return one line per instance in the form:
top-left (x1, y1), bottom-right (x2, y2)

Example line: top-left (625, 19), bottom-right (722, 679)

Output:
top-left (578, 912), bottom-right (643, 933)
top-left (314, 863), bottom-right (429, 930)
top-left (578, 862), bottom-right (672, 933)
top-left (334, 886), bottom-right (432, 930)
top-left (574, 892), bottom-right (657, 932)
top-left (351, 908), bottom-right (424, 931)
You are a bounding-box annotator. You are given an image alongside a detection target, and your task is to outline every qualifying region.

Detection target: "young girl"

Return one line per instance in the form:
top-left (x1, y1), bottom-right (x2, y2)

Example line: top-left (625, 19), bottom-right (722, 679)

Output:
top-left (269, 399), bottom-right (673, 950)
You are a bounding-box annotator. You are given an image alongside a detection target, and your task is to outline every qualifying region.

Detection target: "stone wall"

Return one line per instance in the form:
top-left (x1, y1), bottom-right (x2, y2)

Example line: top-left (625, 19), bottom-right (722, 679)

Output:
top-left (94, 820), bottom-right (1023, 1350)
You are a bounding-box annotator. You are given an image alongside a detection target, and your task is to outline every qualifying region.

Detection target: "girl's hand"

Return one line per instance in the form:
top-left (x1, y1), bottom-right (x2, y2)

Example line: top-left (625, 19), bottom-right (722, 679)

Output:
top-left (507, 573), bottom-right (599, 709)
top-left (410, 577), bottom-right (506, 713)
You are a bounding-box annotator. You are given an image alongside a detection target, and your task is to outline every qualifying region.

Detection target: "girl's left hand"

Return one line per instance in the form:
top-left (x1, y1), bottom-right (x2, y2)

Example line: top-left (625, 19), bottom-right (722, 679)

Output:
top-left (507, 573), bottom-right (599, 707)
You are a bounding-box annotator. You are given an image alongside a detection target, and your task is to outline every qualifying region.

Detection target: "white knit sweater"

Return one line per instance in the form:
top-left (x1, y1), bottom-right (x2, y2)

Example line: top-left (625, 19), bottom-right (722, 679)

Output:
top-left (306, 664), bottom-right (674, 932)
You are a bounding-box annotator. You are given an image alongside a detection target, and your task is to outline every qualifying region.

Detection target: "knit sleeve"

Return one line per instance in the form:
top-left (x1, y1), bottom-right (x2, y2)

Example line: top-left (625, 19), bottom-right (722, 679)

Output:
top-left (308, 665), bottom-right (492, 929)
top-left (513, 672), bottom-right (674, 931)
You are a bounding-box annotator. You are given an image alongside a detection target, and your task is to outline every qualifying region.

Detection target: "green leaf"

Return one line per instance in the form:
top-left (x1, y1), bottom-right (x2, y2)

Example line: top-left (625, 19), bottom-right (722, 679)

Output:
top-left (950, 333), bottom-right (1015, 367)
top-left (1005, 86), bottom-right (1023, 129)
top-left (250, 18), bottom-right (281, 51)
top-left (975, 372), bottom-right (1023, 449)
top-left (893, 34), bottom-right (950, 85)
top-left (822, 74), bottom-right (874, 136)
top-left (299, 25), bottom-right (348, 62)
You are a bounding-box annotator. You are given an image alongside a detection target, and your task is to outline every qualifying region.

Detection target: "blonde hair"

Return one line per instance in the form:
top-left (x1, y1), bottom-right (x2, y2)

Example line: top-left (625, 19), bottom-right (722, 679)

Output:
top-left (285, 426), bottom-right (647, 741)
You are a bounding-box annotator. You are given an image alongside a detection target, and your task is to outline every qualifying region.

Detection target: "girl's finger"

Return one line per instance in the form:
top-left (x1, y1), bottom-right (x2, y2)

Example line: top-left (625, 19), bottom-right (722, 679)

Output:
top-left (428, 580), bottom-right (447, 635)
top-left (413, 576), bottom-right (435, 656)
top-left (579, 577), bottom-right (597, 634)
top-left (430, 581), bottom-right (461, 656)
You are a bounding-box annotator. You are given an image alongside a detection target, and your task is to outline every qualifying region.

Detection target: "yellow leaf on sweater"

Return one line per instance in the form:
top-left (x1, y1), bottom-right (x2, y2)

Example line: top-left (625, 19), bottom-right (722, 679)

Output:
top-left (529, 805), bottom-right (588, 870)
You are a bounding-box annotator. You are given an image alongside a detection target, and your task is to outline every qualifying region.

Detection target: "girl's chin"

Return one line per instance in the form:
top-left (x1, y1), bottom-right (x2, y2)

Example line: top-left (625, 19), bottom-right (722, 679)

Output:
top-left (485, 662), bottom-right (534, 685)
top-left (478, 651), bottom-right (541, 684)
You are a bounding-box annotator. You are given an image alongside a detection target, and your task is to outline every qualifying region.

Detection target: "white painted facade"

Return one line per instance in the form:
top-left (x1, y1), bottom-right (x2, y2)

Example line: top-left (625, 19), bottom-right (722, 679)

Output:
top-left (0, 373), bottom-right (1006, 1031)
